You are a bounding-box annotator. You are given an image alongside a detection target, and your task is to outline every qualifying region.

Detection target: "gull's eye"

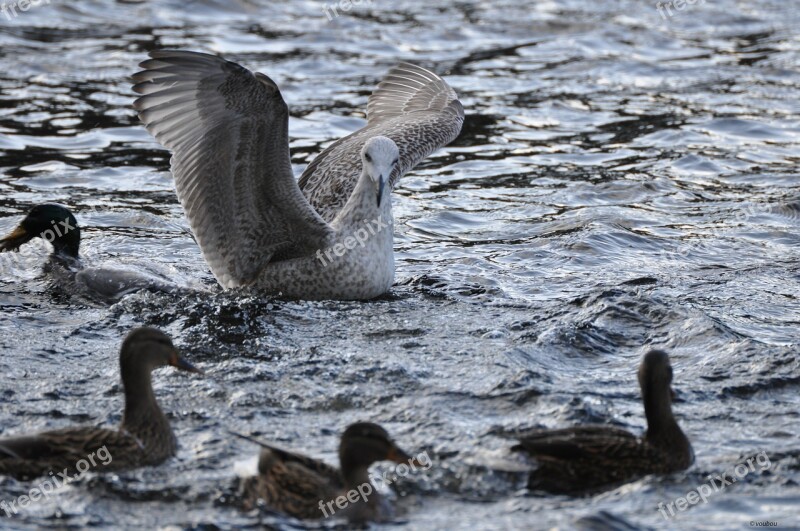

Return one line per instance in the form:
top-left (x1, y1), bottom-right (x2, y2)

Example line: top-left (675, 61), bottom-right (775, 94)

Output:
top-left (392, 158), bottom-right (399, 166)
top-left (365, 153), bottom-right (372, 163)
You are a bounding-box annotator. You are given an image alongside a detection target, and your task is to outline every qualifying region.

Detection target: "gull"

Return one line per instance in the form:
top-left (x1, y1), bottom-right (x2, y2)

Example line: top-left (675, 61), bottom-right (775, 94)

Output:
top-left (132, 51), bottom-right (463, 300)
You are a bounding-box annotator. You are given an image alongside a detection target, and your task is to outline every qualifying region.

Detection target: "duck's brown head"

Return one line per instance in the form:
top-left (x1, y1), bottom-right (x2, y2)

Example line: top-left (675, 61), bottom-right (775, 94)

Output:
top-left (120, 327), bottom-right (203, 382)
top-left (638, 350), bottom-right (673, 397)
top-left (338, 422), bottom-right (412, 475)
top-left (638, 349), bottom-right (680, 429)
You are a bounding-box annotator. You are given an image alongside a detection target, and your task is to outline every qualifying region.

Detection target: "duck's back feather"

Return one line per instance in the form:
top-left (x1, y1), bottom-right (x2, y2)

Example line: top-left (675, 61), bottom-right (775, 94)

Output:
top-left (0, 427), bottom-right (142, 479)
top-left (513, 425), bottom-right (674, 494)
top-left (241, 444), bottom-right (343, 519)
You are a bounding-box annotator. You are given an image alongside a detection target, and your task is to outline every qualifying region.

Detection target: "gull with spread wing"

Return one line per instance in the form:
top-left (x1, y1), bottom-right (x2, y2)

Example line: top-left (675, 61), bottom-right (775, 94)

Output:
top-left (132, 51), bottom-right (463, 300)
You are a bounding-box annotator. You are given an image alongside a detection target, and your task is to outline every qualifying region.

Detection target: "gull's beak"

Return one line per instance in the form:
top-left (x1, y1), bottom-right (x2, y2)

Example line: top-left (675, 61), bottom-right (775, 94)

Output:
top-left (386, 443), bottom-right (413, 465)
top-left (377, 175), bottom-right (385, 207)
top-left (169, 351), bottom-right (204, 374)
top-left (0, 225), bottom-right (34, 253)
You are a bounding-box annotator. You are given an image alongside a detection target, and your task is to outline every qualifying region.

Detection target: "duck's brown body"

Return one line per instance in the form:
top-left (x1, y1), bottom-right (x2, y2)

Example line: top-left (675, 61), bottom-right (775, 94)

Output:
top-left (513, 424), bottom-right (692, 494)
top-left (513, 350), bottom-right (693, 494)
top-left (241, 444), bottom-right (343, 519)
top-left (0, 328), bottom-right (200, 480)
top-left (240, 422), bottom-right (412, 523)
top-left (0, 426), bottom-right (170, 479)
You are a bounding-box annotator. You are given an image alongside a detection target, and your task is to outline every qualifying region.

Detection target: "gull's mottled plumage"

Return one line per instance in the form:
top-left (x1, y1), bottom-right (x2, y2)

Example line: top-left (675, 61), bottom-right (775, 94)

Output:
top-left (132, 51), bottom-right (463, 299)
top-left (299, 62), bottom-right (465, 221)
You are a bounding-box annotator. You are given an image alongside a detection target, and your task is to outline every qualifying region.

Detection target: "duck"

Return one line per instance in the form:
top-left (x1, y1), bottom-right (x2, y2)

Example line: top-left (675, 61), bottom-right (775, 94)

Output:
top-left (239, 422), bottom-right (415, 524)
top-left (512, 350), bottom-right (694, 494)
top-left (0, 327), bottom-right (202, 479)
top-left (0, 203), bottom-right (176, 300)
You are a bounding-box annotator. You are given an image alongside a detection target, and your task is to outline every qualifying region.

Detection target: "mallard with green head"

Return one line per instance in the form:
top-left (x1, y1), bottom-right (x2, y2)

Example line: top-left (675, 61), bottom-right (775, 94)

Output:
top-left (512, 350), bottom-right (694, 494)
top-left (0, 203), bottom-right (175, 300)
top-left (0, 327), bottom-right (202, 479)
top-left (0, 203), bottom-right (80, 259)
top-left (240, 422), bottom-right (415, 524)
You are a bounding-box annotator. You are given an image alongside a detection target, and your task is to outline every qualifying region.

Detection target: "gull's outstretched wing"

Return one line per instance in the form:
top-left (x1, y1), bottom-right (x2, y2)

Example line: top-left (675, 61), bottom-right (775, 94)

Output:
top-left (132, 51), bottom-right (333, 288)
top-left (298, 63), bottom-right (464, 222)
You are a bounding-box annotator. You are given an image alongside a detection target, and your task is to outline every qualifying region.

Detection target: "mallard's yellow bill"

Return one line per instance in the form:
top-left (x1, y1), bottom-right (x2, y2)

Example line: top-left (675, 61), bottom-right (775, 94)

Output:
top-left (0, 225), bottom-right (32, 252)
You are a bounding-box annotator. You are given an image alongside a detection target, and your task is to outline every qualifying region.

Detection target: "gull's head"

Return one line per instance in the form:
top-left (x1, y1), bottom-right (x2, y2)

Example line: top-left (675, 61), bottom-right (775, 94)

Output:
top-left (361, 136), bottom-right (399, 207)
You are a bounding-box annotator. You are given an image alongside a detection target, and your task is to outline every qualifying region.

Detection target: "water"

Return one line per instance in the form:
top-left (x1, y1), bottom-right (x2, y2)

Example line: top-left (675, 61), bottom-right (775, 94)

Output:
top-left (0, 0), bottom-right (799, 529)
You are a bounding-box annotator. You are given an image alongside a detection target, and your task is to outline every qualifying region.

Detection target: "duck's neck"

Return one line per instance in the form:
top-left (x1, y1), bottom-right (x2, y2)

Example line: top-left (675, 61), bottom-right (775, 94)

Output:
top-left (121, 368), bottom-right (173, 448)
top-left (49, 224), bottom-right (81, 260)
top-left (643, 386), bottom-right (690, 455)
top-left (341, 465), bottom-right (384, 513)
top-left (53, 240), bottom-right (80, 260)
top-left (342, 464), bottom-right (370, 489)
top-left (49, 251), bottom-right (82, 272)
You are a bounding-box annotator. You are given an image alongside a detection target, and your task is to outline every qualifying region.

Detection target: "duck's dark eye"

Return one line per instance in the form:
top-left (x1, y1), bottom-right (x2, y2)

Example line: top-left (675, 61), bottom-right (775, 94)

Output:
top-left (392, 158), bottom-right (399, 166)
top-left (365, 153), bottom-right (372, 163)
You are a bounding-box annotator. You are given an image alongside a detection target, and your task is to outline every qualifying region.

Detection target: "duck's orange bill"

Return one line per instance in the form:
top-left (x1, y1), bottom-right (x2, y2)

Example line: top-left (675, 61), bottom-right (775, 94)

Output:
top-left (170, 353), bottom-right (204, 374)
top-left (387, 445), bottom-right (413, 464)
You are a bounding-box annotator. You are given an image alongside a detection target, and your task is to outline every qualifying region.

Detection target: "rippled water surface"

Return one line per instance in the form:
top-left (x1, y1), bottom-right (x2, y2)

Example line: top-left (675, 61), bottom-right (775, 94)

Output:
top-left (0, 0), bottom-right (799, 529)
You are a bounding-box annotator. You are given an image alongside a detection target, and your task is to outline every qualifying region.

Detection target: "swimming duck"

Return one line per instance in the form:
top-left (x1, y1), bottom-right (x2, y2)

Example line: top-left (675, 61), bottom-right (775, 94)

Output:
top-left (240, 422), bottom-right (414, 524)
top-left (0, 327), bottom-right (202, 479)
top-left (512, 350), bottom-right (693, 494)
top-left (0, 203), bottom-right (80, 259)
top-left (0, 203), bottom-right (175, 300)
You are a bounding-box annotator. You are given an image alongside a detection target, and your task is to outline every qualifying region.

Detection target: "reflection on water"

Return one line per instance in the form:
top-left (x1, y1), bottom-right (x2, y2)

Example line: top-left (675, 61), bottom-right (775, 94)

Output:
top-left (0, 0), bottom-right (799, 529)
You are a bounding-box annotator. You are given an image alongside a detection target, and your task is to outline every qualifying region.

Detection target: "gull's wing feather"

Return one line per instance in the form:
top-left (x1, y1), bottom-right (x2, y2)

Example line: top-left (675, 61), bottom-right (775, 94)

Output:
top-left (132, 50), bottom-right (333, 287)
top-left (367, 62), bottom-right (464, 124)
top-left (298, 62), bottom-right (464, 222)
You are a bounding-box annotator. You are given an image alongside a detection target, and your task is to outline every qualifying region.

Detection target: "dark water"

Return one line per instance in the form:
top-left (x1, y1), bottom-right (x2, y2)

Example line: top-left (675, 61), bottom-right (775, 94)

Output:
top-left (0, 0), bottom-right (799, 529)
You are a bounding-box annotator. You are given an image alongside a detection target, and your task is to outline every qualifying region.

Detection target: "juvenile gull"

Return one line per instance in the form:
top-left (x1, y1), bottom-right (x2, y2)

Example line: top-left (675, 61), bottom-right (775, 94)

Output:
top-left (132, 51), bottom-right (464, 300)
